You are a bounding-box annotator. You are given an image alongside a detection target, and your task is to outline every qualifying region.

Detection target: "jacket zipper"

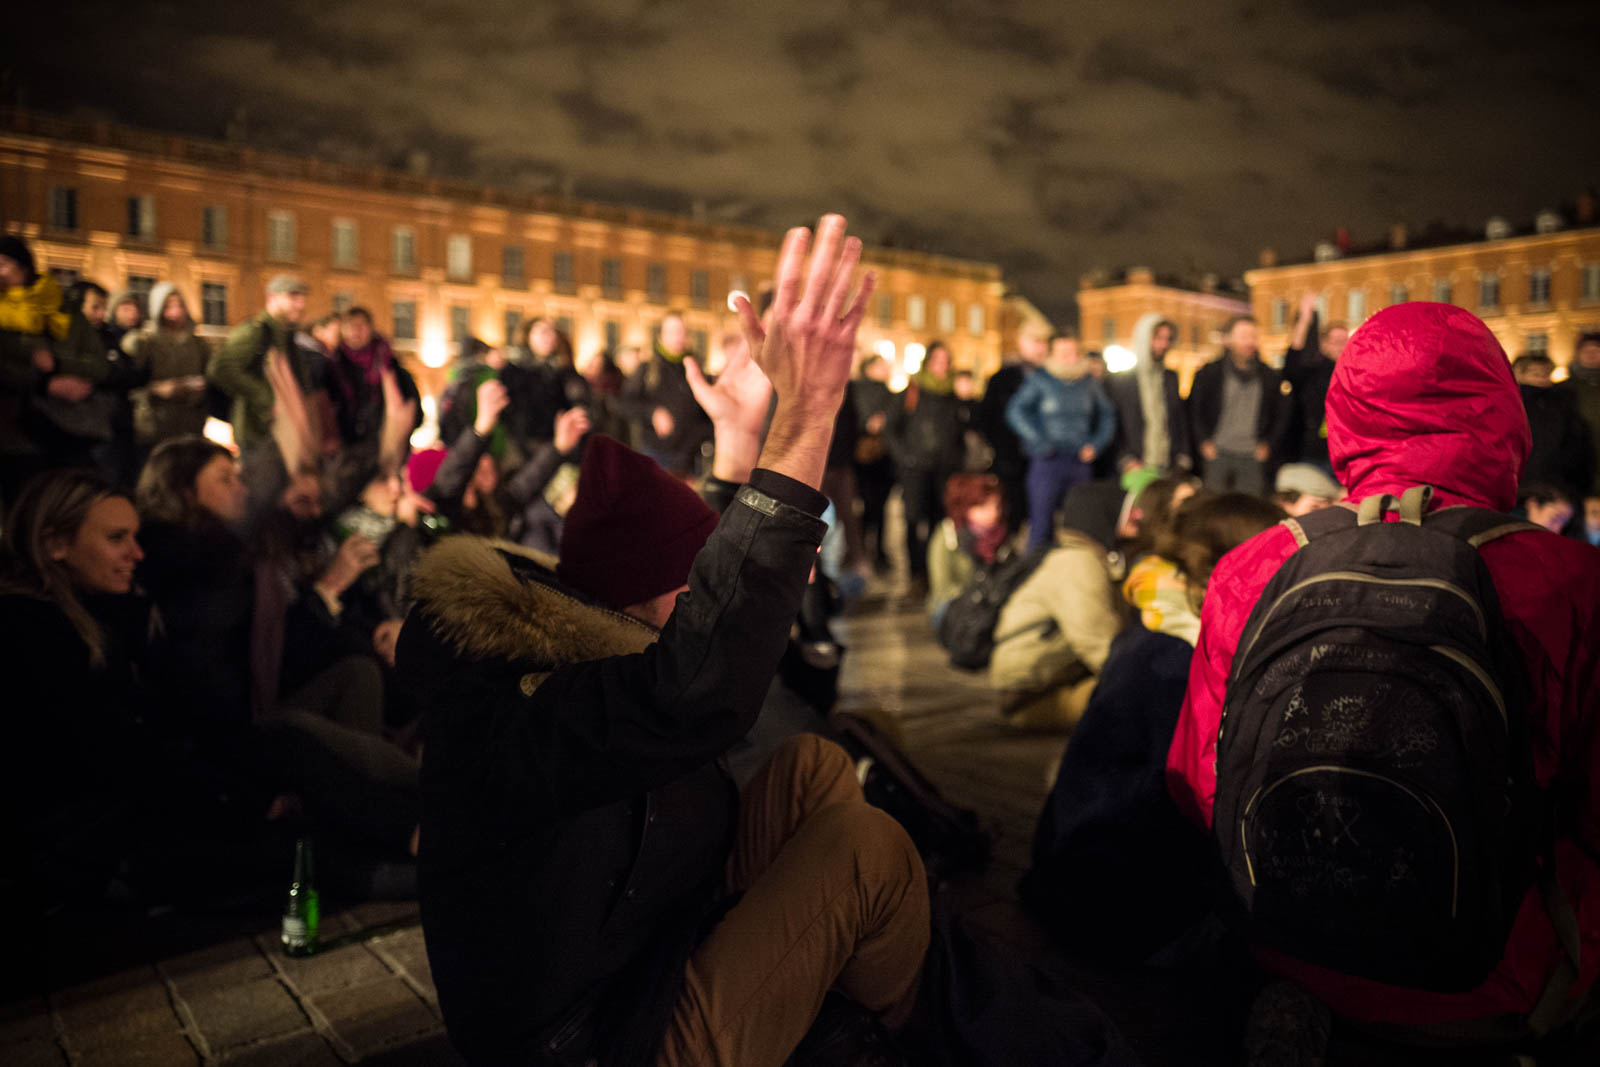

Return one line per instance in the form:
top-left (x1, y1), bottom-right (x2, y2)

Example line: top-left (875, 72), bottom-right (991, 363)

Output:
top-left (1240, 764), bottom-right (1459, 918)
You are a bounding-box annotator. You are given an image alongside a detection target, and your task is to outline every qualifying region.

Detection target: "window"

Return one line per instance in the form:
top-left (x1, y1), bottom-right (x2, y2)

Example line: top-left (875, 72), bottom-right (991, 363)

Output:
top-left (968, 303), bottom-right (985, 337)
top-left (447, 235), bottom-right (474, 282)
top-left (602, 258), bottom-right (624, 300)
top-left (127, 275), bottom-right (157, 309)
top-left (48, 186), bottom-right (78, 231)
top-left (49, 267), bottom-right (79, 291)
top-left (1434, 278), bottom-right (1453, 304)
top-left (1583, 264), bottom-right (1600, 303)
top-left (647, 263), bottom-right (667, 305)
top-left (1346, 288), bottom-right (1366, 323)
top-left (876, 293), bottom-right (894, 328)
top-left (694, 329), bottom-right (708, 358)
top-left (1101, 317), bottom-right (1117, 344)
top-left (1529, 267), bottom-right (1551, 306)
top-left (1525, 333), bottom-right (1548, 356)
top-left (502, 246), bottom-right (525, 286)
top-left (267, 210), bottom-right (296, 262)
top-left (503, 308), bottom-right (522, 346)
top-left (1270, 299), bottom-right (1288, 329)
top-left (202, 205), bottom-right (228, 250)
top-left (201, 283), bottom-right (228, 327)
top-left (126, 195), bottom-right (157, 241)
top-left (331, 219), bottom-right (359, 269)
top-left (1390, 283), bottom-right (1408, 306)
top-left (449, 305), bottom-right (471, 343)
top-left (907, 295), bottom-right (926, 330)
top-left (392, 301), bottom-right (417, 341)
top-left (391, 227), bottom-right (416, 274)
top-left (604, 320), bottom-right (620, 352)
top-left (690, 270), bottom-right (710, 309)
top-left (554, 315), bottom-right (573, 338)
top-left (1190, 324), bottom-right (1201, 347)
top-left (937, 299), bottom-right (956, 333)
top-left (1479, 274), bottom-right (1500, 310)
top-left (332, 292), bottom-right (354, 315)
top-left (554, 252), bottom-right (575, 294)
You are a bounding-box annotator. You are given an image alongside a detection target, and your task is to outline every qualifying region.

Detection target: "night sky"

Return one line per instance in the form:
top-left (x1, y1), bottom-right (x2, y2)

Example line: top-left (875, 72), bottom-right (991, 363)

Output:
top-left (8, 0), bottom-right (1598, 322)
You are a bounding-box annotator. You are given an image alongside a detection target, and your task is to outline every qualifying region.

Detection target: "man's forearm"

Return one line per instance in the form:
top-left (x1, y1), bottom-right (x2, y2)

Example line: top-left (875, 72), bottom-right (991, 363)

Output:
top-left (755, 400), bottom-right (836, 490)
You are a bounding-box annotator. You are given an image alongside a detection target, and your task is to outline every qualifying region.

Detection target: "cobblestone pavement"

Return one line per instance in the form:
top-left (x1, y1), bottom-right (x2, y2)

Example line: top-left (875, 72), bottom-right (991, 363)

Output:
top-left (3, 577), bottom-right (1224, 1065)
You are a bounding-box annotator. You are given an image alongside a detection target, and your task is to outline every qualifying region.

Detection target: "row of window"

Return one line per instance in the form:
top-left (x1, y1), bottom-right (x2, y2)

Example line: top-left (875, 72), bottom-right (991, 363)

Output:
top-left (1268, 264), bottom-right (1600, 328)
top-left (44, 186), bottom-right (990, 336)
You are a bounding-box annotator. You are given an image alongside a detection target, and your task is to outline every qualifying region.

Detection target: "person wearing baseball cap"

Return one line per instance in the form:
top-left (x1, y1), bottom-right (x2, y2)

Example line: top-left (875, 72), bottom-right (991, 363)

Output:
top-left (206, 273), bottom-right (312, 448)
top-left (398, 216), bottom-right (928, 1066)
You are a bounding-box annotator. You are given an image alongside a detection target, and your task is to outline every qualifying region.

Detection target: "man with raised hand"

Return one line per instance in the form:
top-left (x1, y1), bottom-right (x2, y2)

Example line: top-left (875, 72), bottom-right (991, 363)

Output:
top-left (398, 216), bottom-right (928, 1067)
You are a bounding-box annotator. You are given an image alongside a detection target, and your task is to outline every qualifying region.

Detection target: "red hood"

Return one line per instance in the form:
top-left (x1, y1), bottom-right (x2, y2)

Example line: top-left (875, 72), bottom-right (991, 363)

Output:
top-left (1327, 302), bottom-right (1529, 512)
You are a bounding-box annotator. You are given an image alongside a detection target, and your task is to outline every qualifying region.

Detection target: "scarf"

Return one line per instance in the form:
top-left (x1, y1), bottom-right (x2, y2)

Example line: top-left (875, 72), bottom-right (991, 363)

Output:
top-left (339, 339), bottom-right (394, 391)
top-left (1122, 554), bottom-right (1200, 646)
top-left (959, 520), bottom-right (1009, 565)
top-left (1130, 314), bottom-right (1171, 470)
top-left (0, 275), bottom-right (71, 340)
top-left (655, 341), bottom-right (687, 365)
top-left (913, 367), bottom-right (955, 395)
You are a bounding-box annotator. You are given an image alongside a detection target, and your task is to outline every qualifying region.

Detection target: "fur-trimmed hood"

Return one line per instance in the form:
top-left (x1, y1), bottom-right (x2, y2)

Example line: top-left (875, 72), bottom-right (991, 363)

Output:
top-left (408, 535), bottom-right (657, 667)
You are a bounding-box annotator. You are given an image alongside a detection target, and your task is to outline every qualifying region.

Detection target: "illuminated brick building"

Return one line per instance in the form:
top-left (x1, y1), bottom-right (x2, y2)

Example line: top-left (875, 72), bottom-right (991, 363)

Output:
top-left (0, 109), bottom-right (1005, 401)
top-left (1246, 207), bottom-right (1600, 374)
top-left (1075, 267), bottom-right (1251, 393)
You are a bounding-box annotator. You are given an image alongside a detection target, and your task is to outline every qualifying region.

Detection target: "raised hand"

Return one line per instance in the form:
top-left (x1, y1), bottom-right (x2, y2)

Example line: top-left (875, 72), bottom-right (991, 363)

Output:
top-left (267, 350), bottom-right (319, 474)
top-left (553, 407), bottom-right (591, 455)
top-left (734, 214), bottom-right (875, 489)
top-left (379, 366), bottom-right (418, 475)
top-left (473, 378), bottom-right (510, 436)
top-left (685, 335), bottom-right (774, 483)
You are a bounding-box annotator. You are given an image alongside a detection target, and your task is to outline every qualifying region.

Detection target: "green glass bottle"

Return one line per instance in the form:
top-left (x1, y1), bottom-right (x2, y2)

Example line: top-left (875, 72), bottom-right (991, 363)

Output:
top-left (280, 837), bottom-right (320, 957)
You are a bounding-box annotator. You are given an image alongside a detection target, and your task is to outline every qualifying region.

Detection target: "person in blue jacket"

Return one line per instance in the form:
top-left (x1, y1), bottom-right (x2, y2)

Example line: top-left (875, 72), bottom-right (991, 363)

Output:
top-left (1005, 331), bottom-right (1117, 551)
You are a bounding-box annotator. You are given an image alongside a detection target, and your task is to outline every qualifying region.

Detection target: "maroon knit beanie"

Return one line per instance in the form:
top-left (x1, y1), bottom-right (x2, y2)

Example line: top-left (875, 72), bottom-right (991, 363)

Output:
top-left (556, 435), bottom-right (720, 611)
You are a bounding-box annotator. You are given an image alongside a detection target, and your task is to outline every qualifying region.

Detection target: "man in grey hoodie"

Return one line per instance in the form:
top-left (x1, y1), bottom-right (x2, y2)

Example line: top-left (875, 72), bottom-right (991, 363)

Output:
top-left (1105, 313), bottom-right (1193, 476)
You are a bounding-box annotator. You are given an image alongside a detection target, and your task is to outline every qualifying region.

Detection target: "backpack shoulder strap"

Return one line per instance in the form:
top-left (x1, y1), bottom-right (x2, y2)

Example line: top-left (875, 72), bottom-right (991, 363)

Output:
top-left (1421, 505), bottom-right (1544, 549)
top-left (1281, 504), bottom-right (1357, 548)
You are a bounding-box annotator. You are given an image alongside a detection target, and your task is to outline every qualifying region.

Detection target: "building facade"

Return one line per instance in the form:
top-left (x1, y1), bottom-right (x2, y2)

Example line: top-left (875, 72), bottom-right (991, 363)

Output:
top-left (0, 109), bottom-right (1005, 403)
top-left (1246, 219), bottom-right (1600, 373)
top-left (1075, 268), bottom-right (1251, 393)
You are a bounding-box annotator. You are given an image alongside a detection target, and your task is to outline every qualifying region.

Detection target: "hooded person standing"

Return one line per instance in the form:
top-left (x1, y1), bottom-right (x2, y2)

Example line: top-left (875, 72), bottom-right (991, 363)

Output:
top-left (1106, 313), bottom-right (1193, 476)
top-left (395, 216), bottom-right (928, 1066)
top-left (123, 283), bottom-right (210, 454)
top-left (1165, 302), bottom-right (1600, 1055)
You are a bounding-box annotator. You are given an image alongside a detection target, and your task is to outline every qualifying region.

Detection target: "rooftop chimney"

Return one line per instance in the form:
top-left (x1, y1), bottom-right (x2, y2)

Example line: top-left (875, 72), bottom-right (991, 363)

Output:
top-left (1314, 241), bottom-right (1341, 263)
top-left (1127, 266), bottom-right (1154, 285)
top-left (1576, 192), bottom-right (1596, 225)
top-left (1485, 216), bottom-right (1511, 241)
top-left (1259, 247), bottom-right (1278, 268)
top-left (1200, 272), bottom-right (1219, 294)
top-left (1535, 209), bottom-right (1563, 235)
top-left (1335, 227), bottom-right (1352, 252)
top-left (1388, 223), bottom-right (1408, 250)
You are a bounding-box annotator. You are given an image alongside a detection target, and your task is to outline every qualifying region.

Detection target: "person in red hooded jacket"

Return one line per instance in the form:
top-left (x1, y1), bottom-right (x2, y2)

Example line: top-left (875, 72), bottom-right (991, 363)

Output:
top-left (1166, 301), bottom-right (1600, 1041)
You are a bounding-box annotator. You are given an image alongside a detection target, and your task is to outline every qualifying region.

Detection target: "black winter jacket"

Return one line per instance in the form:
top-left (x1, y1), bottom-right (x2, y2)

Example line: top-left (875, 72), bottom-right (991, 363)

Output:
top-left (1187, 354), bottom-right (1291, 458)
top-left (617, 350), bottom-right (711, 473)
top-left (1104, 367), bottom-right (1194, 472)
top-left (395, 470), bottom-right (827, 1065)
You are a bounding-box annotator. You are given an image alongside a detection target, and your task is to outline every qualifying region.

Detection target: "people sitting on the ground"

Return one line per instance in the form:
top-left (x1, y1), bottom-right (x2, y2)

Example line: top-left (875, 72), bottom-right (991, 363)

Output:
top-left (122, 282), bottom-right (210, 454)
top-left (422, 375), bottom-right (590, 550)
top-left (926, 472), bottom-right (1010, 628)
top-left (397, 216), bottom-right (929, 1066)
top-left (1106, 313), bottom-right (1194, 476)
top-left (986, 476), bottom-right (1187, 730)
top-left (1515, 481), bottom-right (1575, 534)
top-left (1022, 490), bottom-right (1284, 961)
top-left (1006, 330), bottom-right (1118, 553)
top-left (1165, 301), bottom-right (1600, 1056)
top-left (1271, 462), bottom-right (1342, 517)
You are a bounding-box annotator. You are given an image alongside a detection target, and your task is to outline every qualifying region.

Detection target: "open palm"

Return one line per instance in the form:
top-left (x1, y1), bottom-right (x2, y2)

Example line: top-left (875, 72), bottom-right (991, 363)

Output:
top-left (685, 344), bottom-right (771, 440)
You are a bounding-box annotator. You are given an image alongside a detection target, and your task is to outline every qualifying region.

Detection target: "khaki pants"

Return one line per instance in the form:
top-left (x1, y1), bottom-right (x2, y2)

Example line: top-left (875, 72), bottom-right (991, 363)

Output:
top-left (656, 735), bottom-right (929, 1067)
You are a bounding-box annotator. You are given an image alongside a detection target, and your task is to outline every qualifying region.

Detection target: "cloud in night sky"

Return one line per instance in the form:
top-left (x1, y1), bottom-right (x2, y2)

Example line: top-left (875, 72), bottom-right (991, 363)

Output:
top-left (8, 0), bottom-right (1598, 321)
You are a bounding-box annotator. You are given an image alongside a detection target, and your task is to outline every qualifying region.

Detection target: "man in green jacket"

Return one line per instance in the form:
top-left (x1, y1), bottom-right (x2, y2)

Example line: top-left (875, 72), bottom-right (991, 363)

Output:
top-left (207, 274), bottom-right (310, 448)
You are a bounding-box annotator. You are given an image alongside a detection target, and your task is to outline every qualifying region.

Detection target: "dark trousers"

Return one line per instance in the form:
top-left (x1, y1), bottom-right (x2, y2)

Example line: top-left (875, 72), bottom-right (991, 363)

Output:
top-left (1025, 452), bottom-right (1092, 553)
top-left (856, 459), bottom-right (895, 568)
top-left (900, 466), bottom-right (948, 580)
top-left (1203, 450), bottom-right (1267, 496)
top-left (992, 459), bottom-right (1028, 534)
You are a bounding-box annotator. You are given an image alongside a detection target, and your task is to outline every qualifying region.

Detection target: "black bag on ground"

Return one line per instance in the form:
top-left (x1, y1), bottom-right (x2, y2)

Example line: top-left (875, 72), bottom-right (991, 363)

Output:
top-left (936, 547), bottom-right (1050, 671)
top-left (830, 712), bottom-right (992, 881)
top-left (1213, 486), bottom-right (1543, 992)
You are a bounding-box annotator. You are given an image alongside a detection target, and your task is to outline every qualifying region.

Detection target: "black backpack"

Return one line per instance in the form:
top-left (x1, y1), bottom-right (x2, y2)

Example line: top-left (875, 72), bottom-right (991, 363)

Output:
top-left (1213, 486), bottom-right (1546, 992)
top-left (936, 547), bottom-right (1052, 672)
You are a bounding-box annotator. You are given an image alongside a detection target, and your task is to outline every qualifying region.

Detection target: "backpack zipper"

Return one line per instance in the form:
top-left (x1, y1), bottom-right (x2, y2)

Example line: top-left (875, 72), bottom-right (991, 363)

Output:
top-left (1241, 764), bottom-right (1459, 918)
